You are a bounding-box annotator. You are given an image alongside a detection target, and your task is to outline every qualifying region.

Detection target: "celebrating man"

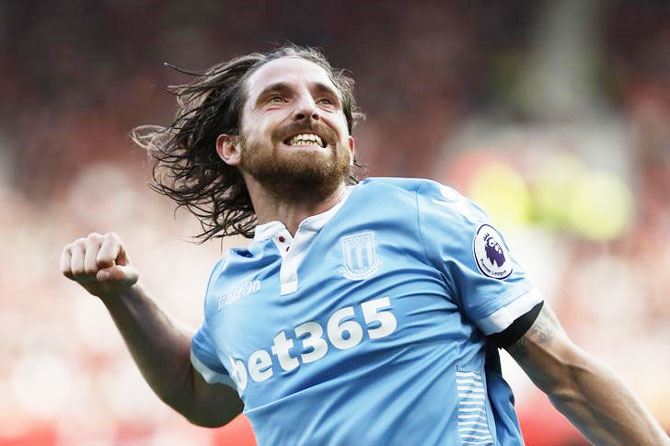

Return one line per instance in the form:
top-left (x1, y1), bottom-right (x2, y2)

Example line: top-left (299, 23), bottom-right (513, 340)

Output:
top-left (61, 46), bottom-right (669, 445)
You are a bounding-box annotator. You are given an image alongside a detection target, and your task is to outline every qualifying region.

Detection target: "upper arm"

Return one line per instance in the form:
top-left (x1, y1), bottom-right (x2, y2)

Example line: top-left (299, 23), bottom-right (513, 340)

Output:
top-left (505, 302), bottom-right (583, 393)
top-left (189, 366), bottom-right (244, 427)
top-left (414, 181), bottom-right (581, 391)
top-left (188, 322), bottom-right (245, 426)
top-left (415, 180), bottom-right (543, 332)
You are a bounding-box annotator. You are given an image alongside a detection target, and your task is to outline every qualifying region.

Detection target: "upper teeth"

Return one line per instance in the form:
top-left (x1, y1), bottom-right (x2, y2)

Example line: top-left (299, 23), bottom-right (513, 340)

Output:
top-left (288, 133), bottom-right (323, 147)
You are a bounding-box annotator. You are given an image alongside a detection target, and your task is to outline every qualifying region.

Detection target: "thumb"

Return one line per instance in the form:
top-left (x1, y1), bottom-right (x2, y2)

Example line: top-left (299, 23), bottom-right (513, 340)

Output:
top-left (96, 265), bottom-right (139, 285)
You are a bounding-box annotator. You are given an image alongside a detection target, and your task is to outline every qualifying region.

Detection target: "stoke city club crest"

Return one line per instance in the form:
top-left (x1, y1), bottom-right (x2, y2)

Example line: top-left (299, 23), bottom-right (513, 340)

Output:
top-left (339, 231), bottom-right (382, 280)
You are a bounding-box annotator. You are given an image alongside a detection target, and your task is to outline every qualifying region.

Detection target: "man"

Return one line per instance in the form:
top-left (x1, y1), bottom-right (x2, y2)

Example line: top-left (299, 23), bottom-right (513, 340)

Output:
top-left (60, 46), bottom-right (669, 445)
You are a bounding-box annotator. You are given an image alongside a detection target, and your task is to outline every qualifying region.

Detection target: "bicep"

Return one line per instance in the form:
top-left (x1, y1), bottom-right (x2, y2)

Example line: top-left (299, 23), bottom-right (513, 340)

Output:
top-left (189, 367), bottom-right (244, 427)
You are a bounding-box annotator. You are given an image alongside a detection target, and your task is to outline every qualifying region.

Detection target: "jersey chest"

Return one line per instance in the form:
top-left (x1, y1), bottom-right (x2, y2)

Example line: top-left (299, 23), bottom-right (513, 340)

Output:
top-left (207, 221), bottom-right (483, 407)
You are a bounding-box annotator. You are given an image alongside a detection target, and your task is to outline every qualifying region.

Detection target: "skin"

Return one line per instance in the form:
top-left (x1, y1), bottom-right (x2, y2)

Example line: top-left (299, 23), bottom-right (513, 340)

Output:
top-left (216, 56), bottom-right (355, 236)
top-left (60, 57), bottom-right (357, 427)
top-left (60, 56), bottom-right (669, 444)
top-left (506, 305), bottom-right (670, 445)
top-left (59, 232), bottom-right (243, 427)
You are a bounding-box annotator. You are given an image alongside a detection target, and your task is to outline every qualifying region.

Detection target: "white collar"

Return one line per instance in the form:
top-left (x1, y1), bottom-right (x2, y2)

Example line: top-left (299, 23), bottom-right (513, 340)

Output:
top-left (253, 185), bottom-right (355, 241)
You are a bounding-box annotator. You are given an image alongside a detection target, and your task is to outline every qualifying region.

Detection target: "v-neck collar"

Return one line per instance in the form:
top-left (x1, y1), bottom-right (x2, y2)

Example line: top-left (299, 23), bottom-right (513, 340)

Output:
top-left (252, 185), bottom-right (356, 242)
top-left (251, 185), bottom-right (357, 296)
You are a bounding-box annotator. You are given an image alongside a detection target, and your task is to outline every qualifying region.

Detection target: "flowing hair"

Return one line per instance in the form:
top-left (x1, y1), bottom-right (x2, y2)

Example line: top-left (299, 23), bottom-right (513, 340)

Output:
top-left (132, 45), bottom-right (364, 241)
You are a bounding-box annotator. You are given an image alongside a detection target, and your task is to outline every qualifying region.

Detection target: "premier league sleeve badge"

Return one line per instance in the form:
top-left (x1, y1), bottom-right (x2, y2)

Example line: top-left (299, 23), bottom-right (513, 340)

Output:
top-left (472, 224), bottom-right (513, 280)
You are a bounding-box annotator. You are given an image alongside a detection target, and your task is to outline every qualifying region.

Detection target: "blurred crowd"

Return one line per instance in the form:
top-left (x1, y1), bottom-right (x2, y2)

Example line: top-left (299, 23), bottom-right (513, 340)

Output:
top-left (0, 1), bottom-right (668, 445)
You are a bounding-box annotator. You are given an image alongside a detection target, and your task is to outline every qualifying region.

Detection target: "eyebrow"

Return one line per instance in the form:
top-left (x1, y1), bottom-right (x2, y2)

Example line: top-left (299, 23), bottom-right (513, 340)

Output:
top-left (254, 81), bottom-right (341, 106)
top-left (312, 82), bottom-right (341, 101)
top-left (253, 82), bottom-right (290, 107)
top-left (257, 82), bottom-right (289, 97)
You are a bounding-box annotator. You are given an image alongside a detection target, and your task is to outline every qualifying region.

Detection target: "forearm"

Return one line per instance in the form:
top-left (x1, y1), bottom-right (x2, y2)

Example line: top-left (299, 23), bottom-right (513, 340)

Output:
top-left (101, 282), bottom-right (197, 412)
top-left (61, 233), bottom-right (243, 426)
top-left (508, 304), bottom-right (669, 446)
top-left (545, 349), bottom-right (669, 446)
top-left (101, 282), bottom-right (243, 426)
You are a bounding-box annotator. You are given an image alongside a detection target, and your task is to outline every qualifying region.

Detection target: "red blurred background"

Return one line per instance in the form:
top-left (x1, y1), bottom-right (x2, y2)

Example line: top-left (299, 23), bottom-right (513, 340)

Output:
top-left (1, 1), bottom-right (668, 445)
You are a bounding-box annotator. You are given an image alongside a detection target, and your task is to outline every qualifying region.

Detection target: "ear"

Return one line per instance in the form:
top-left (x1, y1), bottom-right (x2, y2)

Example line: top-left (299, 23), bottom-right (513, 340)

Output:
top-left (216, 134), bottom-right (242, 166)
top-left (347, 136), bottom-right (356, 166)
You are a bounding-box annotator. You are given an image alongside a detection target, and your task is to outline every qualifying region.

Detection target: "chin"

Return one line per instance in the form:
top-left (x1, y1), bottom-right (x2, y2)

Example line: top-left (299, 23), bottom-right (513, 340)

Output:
top-left (244, 141), bottom-right (350, 198)
top-left (261, 157), bottom-right (348, 199)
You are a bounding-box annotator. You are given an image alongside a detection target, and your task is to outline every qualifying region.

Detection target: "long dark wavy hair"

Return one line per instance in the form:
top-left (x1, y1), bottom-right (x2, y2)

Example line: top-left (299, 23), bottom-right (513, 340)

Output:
top-left (132, 45), bottom-right (364, 242)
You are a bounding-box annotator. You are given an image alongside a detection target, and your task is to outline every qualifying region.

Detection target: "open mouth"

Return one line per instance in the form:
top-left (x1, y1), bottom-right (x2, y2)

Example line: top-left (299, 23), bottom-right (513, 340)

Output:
top-left (283, 133), bottom-right (326, 148)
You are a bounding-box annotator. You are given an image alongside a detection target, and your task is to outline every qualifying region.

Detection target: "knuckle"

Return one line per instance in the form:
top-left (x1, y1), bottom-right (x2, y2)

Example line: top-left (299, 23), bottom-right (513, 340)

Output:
top-left (59, 260), bottom-right (70, 272)
top-left (84, 266), bottom-right (98, 275)
top-left (105, 232), bottom-right (122, 243)
top-left (87, 232), bottom-right (103, 242)
top-left (71, 266), bottom-right (84, 275)
top-left (96, 255), bottom-right (113, 267)
top-left (96, 248), bottom-right (110, 259)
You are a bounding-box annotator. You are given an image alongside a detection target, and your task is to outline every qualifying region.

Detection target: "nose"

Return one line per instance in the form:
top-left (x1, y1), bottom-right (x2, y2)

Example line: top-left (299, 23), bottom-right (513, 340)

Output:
top-left (292, 94), bottom-right (320, 122)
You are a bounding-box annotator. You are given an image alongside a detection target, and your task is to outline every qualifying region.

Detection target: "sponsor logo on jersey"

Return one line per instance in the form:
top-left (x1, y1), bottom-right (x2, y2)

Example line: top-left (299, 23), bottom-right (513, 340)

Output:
top-left (227, 297), bottom-right (398, 393)
top-left (339, 231), bottom-right (382, 280)
top-left (473, 224), bottom-right (513, 279)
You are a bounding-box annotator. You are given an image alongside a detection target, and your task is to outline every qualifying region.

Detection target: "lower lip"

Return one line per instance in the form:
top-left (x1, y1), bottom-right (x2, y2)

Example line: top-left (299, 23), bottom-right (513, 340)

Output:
top-left (283, 142), bottom-right (328, 150)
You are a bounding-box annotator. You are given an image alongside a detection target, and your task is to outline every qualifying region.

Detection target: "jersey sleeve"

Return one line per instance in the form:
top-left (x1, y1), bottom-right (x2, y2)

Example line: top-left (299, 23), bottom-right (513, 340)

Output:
top-left (191, 320), bottom-right (236, 388)
top-left (416, 180), bottom-right (543, 342)
top-left (190, 260), bottom-right (236, 388)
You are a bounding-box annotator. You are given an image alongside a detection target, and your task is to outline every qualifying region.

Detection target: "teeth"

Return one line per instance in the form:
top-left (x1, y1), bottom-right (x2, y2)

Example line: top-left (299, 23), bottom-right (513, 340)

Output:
top-left (288, 133), bottom-right (324, 147)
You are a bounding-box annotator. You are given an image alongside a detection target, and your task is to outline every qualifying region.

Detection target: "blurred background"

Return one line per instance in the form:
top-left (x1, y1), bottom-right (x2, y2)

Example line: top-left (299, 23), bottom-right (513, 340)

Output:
top-left (1, 0), bottom-right (668, 445)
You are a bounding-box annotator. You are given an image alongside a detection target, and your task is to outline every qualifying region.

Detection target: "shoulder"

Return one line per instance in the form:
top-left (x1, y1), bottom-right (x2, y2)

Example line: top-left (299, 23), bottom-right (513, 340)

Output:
top-left (202, 244), bottom-right (262, 312)
top-left (351, 177), bottom-right (435, 218)
top-left (205, 244), bottom-right (258, 292)
top-left (204, 253), bottom-right (230, 298)
top-left (356, 177), bottom-right (442, 205)
top-left (210, 242), bottom-right (264, 277)
top-left (358, 177), bottom-right (488, 224)
top-left (360, 176), bottom-right (435, 193)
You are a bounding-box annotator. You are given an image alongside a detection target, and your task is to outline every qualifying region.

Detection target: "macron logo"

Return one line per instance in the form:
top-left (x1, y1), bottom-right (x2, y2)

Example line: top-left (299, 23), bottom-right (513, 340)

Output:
top-left (218, 280), bottom-right (261, 310)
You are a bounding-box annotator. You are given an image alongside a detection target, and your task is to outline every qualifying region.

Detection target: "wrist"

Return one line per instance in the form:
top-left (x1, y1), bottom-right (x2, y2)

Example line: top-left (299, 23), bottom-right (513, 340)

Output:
top-left (98, 281), bottom-right (145, 308)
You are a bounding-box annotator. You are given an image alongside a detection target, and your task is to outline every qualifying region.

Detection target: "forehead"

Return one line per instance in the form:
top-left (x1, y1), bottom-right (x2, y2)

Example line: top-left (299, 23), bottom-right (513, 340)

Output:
top-left (244, 56), bottom-right (340, 100)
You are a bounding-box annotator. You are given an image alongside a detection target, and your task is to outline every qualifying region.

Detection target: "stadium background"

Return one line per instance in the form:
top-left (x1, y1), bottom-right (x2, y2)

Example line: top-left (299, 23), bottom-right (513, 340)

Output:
top-left (0, 0), bottom-right (668, 445)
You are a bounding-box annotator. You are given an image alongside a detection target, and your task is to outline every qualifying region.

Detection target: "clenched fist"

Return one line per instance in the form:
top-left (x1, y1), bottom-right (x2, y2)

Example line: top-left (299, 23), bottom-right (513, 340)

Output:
top-left (60, 232), bottom-right (139, 299)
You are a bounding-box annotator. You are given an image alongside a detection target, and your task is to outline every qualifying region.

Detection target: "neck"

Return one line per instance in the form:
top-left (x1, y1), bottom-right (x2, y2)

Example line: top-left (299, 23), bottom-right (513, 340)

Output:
top-left (244, 174), bottom-right (349, 236)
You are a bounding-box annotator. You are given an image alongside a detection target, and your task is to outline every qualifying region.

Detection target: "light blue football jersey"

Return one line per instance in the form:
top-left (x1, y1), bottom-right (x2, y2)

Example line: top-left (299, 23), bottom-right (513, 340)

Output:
top-left (191, 177), bottom-right (543, 446)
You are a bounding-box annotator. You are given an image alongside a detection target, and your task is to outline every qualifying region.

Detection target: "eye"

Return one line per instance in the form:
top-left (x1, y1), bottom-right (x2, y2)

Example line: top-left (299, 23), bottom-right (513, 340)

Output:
top-left (268, 96), bottom-right (287, 103)
top-left (318, 98), bottom-right (333, 105)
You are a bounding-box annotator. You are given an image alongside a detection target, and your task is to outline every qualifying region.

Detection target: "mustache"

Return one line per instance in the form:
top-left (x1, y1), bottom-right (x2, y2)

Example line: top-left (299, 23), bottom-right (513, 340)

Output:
top-left (273, 121), bottom-right (338, 146)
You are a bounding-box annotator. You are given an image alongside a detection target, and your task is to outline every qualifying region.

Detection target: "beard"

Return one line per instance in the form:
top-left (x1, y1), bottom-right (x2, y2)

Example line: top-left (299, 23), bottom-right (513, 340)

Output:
top-left (239, 122), bottom-right (352, 201)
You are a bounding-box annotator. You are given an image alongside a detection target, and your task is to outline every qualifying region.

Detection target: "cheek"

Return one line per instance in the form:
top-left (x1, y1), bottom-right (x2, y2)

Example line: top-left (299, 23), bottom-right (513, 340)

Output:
top-left (322, 114), bottom-right (349, 138)
top-left (242, 119), bottom-right (272, 144)
top-left (241, 106), bottom-right (274, 135)
top-left (262, 114), bottom-right (290, 140)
